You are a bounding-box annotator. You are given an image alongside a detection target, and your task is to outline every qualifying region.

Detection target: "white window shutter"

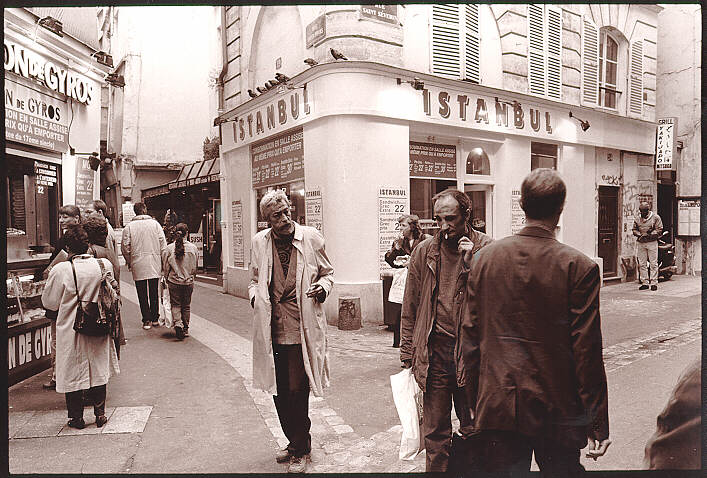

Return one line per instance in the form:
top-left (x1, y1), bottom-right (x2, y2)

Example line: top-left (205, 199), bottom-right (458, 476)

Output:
top-left (527, 4), bottom-right (546, 96)
top-left (629, 40), bottom-right (644, 117)
top-left (464, 4), bottom-right (480, 83)
top-left (581, 16), bottom-right (599, 106)
top-left (546, 7), bottom-right (562, 100)
top-left (431, 4), bottom-right (461, 79)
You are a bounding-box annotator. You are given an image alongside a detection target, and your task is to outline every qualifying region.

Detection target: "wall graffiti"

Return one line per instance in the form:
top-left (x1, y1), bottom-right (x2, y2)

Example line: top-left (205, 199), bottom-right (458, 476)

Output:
top-left (601, 174), bottom-right (622, 186)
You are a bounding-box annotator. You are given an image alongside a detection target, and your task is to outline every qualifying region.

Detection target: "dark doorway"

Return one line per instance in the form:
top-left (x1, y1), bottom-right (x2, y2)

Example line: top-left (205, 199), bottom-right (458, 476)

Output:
top-left (598, 186), bottom-right (619, 277)
top-left (657, 183), bottom-right (676, 243)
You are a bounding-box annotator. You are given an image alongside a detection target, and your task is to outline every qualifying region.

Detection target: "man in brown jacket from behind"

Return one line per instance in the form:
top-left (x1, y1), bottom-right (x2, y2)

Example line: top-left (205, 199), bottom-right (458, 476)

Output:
top-left (459, 169), bottom-right (611, 476)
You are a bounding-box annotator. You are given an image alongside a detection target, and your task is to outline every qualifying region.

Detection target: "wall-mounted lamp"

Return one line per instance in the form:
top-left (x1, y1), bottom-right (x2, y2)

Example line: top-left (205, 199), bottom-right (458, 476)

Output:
top-left (568, 111), bottom-right (590, 132)
top-left (214, 116), bottom-right (237, 126)
top-left (70, 148), bottom-right (101, 170)
top-left (92, 51), bottom-right (114, 68)
top-left (105, 73), bottom-right (125, 87)
top-left (397, 77), bottom-right (425, 90)
top-left (38, 16), bottom-right (63, 37)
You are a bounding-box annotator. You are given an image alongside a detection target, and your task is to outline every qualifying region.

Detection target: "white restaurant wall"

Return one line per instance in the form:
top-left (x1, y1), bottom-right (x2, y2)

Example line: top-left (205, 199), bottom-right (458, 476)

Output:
top-left (224, 146), bottom-right (253, 299)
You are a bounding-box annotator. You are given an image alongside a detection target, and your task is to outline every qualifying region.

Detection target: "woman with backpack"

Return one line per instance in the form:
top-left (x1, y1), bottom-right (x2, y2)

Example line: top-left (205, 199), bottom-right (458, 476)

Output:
top-left (162, 223), bottom-right (198, 340)
top-left (41, 224), bottom-right (120, 429)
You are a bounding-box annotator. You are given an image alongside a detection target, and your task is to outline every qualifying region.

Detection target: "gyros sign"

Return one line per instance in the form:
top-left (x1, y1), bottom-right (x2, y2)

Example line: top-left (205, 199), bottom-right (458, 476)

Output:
top-left (4, 40), bottom-right (95, 105)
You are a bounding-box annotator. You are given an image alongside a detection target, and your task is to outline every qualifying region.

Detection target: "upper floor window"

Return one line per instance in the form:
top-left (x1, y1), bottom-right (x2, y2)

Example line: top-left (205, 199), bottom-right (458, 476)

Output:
top-left (527, 4), bottom-right (562, 100)
top-left (531, 142), bottom-right (557, 170)
top-left (599, 31), bottom-right (619, 109)
top-left (431, 4), bottom-right (479, 83)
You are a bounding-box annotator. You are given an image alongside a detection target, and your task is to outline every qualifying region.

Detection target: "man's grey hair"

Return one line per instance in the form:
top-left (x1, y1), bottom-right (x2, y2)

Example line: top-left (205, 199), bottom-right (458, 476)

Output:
top-left (259, 189), bottom-right (290, 217)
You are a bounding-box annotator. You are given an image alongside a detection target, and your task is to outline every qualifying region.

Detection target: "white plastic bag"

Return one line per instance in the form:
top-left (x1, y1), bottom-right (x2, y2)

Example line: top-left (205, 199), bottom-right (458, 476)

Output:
top-left (388, 267), bottom-right (408, 304)
top-left (158, 279), bottom-right (173, 328)
top-left (390, 368), bottom-right (425, 460)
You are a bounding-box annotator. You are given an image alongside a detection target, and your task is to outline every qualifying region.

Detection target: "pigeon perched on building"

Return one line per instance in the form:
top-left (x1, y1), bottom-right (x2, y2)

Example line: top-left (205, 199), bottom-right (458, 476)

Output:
top-left (304, 58), bottom-right (318, 67)
top-left (264, 81), bottom-right (274, 89)
top-left (330, 48), bottom-right (348, 60)
top-left (275, 73), bottom-right (290, 83)
top-left (248, 89), bottom-right (258, 98)
top-left (256, 86), bottom-right (267, 94)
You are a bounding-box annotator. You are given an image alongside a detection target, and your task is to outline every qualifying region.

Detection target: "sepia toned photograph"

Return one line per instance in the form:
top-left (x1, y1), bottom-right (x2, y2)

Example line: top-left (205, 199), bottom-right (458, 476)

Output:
top-left (4, 3), bottom-right (701, 475)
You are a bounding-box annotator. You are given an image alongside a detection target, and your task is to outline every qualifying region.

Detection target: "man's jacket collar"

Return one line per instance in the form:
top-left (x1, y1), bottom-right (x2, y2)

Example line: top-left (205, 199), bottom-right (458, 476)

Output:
top-left (132, 215), bottom-right (152, 221)
top-left (517, 225), bottom-right (556, 239)
top-left (266, 222), bottom-right (303, 243)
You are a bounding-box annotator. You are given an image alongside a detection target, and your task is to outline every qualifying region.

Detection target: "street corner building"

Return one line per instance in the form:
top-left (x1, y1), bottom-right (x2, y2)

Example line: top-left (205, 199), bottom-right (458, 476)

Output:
top-left (5, 8), bottom-right (109, 385)
top-left (212, 5), bottom-right (676, 325)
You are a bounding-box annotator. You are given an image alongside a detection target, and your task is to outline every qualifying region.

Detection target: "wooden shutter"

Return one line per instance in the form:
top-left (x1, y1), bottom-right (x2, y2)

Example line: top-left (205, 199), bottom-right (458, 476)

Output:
top-left (431, 4), bottom-right (461, 79)
top-left (464, 4), bottom-right (480, 83)
top-left (527, 4), bottom-right (546, 96)
top-left (581, 16), bottom-right (599, 105)
top-left (629, 40), bottom-right (644, 117)
top-left (546, 7), bottom-right (562, 99)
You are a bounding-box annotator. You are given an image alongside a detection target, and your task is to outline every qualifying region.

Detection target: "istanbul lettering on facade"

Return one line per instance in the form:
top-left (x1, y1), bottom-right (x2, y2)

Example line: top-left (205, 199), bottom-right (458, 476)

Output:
top-left (232, 89), bottom-right (310, 143)
top-left (422, 89), bottom-right (553, 134)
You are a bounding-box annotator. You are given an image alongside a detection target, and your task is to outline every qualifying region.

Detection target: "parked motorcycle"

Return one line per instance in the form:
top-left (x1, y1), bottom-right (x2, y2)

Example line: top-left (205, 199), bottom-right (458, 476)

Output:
top-left (658, 231), bottom-right (677, 281)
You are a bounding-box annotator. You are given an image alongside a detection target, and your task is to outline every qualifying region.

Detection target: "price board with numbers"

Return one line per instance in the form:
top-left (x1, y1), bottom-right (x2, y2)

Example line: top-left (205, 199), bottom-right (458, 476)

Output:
top-left (231, 200), bottom-right (245, 267)
top-left (511, 189), bottom-right (525, 234)
top-left (378, 187), bottom-right (408, 275)
top-left (305, 188), bottom-right (323, 233)
top-left (409, 142), bottom-right (456, 179)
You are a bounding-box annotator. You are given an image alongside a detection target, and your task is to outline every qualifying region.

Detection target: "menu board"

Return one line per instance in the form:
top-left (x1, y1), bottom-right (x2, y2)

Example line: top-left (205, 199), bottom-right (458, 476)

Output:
top-left (251, 126), bottom-right (304, 188)
top-left (231, 200), bottom-right (245, 268)
top-left (74, 157), bottom-right (95, 213)
top-left (189, 233), bottom-right (204, 268)
top-left (511, 189), bottom-right (525, 234)
top-left (677, 199), bottom-right (700, 237)
top-left (378, 187), bottom-right (408, 275)
top-left (122, 202), bottom-right (136, 226)
top-left (409, 142), bottom-right (456, 178)
top-left (305, 188), bottom-right (323, 232)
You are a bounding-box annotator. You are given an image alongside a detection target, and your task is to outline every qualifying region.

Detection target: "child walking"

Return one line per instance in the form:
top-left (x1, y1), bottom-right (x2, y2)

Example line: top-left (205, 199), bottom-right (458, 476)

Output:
top-left (162, 223), bottom-right (198, 340)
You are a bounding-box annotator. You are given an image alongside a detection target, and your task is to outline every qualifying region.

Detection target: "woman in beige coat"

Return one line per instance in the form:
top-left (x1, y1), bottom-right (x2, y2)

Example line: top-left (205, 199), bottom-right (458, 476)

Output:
top-left (42, 224), bottom-right (120, 429)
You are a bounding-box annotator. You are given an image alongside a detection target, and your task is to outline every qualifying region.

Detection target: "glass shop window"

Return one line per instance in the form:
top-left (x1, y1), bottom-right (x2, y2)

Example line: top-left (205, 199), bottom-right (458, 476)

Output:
top-left (531, 142), bottom-right (558, 170)
top-left (410, 178), bottom-right (457, 234)
top-left (465, 147), bottom-right (490, 175)
top-left (255, 180), bottom-right (305, 231)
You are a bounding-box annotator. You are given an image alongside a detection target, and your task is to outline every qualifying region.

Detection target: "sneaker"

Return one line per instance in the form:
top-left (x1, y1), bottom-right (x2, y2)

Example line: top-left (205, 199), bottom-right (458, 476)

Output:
top-left (143, 323), bottom-right (152, 330)
top-left (175, 326), bottom-right (185, 340)
top-left (651, 285), bottom-right (658, 291)
top-left (67, 418), bottom-right (85, 429)
top-left (183, 329), bottom-right (189, 337)
top-left (287, 455), bottom-right (308, 473)
top-left (639, 284), bottom-right (649, 290)
top-left (42, 379), bottom-right (56, 390)
top-left (275, 448), bottom-right (291, 463)
top-left (151, 321), bottom-right (160, 327)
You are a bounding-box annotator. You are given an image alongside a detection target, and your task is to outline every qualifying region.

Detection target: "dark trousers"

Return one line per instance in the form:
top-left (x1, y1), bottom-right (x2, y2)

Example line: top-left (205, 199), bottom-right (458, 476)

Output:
top-left (423, 332), bottom-right (473, 472)
top-left (469, 430), bottom-right (585, 478)
top-left (391, 303), bottom-right (402, 347)
top-left (65, 385), bottom-right (106, 419)
top-left (135, 278), bottom-right (159, 324)
top-left (272, 344), bottom-right (311, 457)
top-left (168, 282), bottom-right (193, 330)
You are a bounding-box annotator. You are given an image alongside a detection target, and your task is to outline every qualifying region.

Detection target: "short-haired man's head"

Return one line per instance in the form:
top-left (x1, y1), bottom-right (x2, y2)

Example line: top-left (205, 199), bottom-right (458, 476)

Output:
top-left (63, 224), bottom-right (89, 255)
top-left (259, 189), bottom-right (290, 218)
top-left (520, 168), bottom-right (566, 220)
top-left (91, 199), bottom-right (108, 217)
top-left (398, 214), bottom-right (422, 239)
top-left (432, 189), bottom-right (472, 221)
top-left (59, 205), bottom-right (81, 218)
top-left (639, 201), bottom-right (651, 212)
top-left (83, 216), bottom-right (109, 247)
top-left (133, 202), bottom-right (147, 215)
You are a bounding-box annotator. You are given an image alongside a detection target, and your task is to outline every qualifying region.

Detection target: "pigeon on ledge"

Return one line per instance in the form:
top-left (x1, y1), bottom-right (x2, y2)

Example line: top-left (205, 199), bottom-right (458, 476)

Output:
top-left (304, 58), bottom-right (318, 67)
top-left (248, 89), bottom-right (258, 98)
top-left (330, 48), bottom-right (348, 60)
top-left (275, 73), bottom-right (290, 83)
top-left (256, 86), bottom-right (267, 94)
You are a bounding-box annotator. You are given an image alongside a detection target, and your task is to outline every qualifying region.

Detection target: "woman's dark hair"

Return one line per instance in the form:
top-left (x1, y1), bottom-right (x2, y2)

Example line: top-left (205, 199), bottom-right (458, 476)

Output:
top-left (83, 216), bottom-right (109, 247)
top-left (520, 168), bottom-right (566, 220)
top-left (174, 223), bottom-right (189, 259)
top-left (59, 205), bottom-right (81, 218)
top-left (63, 224), bottom-right (89, 255)
top-left (398, 214), bottom-right (422, 240)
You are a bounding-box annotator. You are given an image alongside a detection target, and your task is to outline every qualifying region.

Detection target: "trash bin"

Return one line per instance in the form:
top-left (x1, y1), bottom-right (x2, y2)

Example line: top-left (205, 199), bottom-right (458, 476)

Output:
top-left (381, 272), bottom-right (401, 328)
top-left (338, 296), bottom-right (362, 330)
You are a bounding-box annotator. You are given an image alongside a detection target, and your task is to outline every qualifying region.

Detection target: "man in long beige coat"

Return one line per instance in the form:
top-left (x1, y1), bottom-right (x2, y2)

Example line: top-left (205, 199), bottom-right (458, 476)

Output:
top-left (249, 189), bottom-right (334, 473)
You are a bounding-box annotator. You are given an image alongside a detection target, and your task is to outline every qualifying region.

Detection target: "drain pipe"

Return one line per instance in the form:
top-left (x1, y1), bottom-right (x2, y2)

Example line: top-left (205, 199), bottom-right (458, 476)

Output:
top-left (217, 6), bottom-right (228, 113)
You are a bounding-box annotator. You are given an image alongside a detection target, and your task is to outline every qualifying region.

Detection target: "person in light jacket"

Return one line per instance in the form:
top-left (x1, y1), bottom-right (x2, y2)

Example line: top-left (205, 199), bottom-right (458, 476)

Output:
top-left (121, 202), bottom-right (167, 329)
top-left (249, 189), bottom-right (334, 474)
top-left (162, 223), bottom-right (198, 340)
top-left (41, 224), bottom-right (120, 430)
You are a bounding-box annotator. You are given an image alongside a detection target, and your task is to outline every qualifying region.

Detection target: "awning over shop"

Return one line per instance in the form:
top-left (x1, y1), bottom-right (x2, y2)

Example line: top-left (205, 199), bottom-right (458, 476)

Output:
top-left (169, 159), bottom-right (220, 190)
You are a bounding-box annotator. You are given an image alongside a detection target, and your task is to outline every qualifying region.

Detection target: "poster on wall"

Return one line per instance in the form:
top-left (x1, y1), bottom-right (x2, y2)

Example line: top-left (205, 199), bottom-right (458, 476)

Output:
top-left (121, 202), bottom-right (135, 226)
top-left (656, 117), bottom-right (677, 170)
top-left (378, 187), bottom-right (408, 275)
top-left (511, 189), bottom-right (525, 234)
top-left (74, 157), bottom-right (95, 213)
top-left (677, 199), bottom-right (700, 237)
top-left (189, 233), bottom-right (204, 268)
top-left (231, 200), bottom-right (245, 268)
top-left (251, 126), bottom-right (304, 188)
top-left (409, 142), bottom-right (456, 178)
top-left (5, 79), bottom-right (69, 153)
top-left (34, 161), bottom-right (57, 194)
top-left (305, 188), bottom-right (323, 232)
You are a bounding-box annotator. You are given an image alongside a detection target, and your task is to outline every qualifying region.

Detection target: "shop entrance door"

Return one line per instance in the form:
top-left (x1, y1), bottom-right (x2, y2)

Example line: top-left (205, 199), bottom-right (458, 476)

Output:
top-left (205, 199), bottom-right (222, 272)
top-left (463, 184), bottom-right (493, 235)
top-left (657, 183), bottom-right (676, 242)
top-left (598, 186), bottom-right (619, 277)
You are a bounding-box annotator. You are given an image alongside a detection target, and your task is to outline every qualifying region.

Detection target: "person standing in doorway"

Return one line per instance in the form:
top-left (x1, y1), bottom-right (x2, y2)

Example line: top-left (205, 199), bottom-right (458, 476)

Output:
top-left (162, 223), bottom-right (198, 340)
top-left (249, 190), bottom-right (334, 473)
top-left (121, 202), bottom-right (167, 329)
top-left (42, 205), bottom-right (81, 390)
top-left (400, 190), bottom-right (493, 472)
top-left (633, 201), bottom-right (663, 291)
top-left (459, 169), bottom-right (611, 476)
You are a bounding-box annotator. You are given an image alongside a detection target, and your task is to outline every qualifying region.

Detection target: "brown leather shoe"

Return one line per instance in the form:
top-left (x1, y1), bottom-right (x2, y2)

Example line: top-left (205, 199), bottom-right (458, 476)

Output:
top-left (67, 418), bottom-right (85, 429)
top-left (275, 448), bottom-right (291, 463)
top-left (96, 415), bottom-right (108, 427)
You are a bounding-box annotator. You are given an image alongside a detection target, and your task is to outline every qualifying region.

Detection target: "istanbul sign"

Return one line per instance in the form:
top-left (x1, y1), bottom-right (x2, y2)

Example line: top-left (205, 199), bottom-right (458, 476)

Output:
top-left (230, 90), bottom-right (310, 145)
top-left (4, 40), bottom-right (95, 105)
